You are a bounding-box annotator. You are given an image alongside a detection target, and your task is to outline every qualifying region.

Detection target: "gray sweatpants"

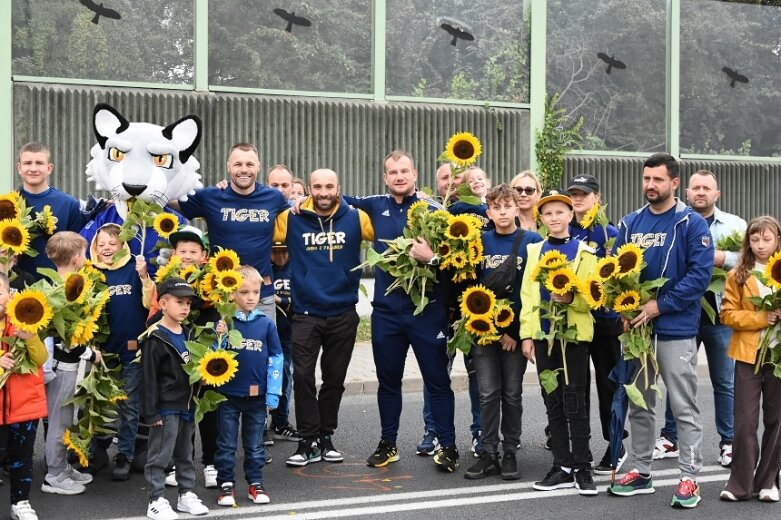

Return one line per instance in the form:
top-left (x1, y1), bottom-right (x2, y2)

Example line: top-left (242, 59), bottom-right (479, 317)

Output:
top-left (145, 414), bottom-right (196, 501)
top-left (627, 336), bottom-right (703, 479)
top-left (44, 366), bottom-right (79, 477)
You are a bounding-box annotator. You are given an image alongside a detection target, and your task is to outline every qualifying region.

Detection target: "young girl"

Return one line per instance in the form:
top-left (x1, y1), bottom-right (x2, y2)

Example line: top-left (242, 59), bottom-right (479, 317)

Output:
top-left (0, 273), bottom-right (49, 520)
top-left (449, 167), bottom-right (491, 228)
top-left (719, 215), bottom-right (781, 503)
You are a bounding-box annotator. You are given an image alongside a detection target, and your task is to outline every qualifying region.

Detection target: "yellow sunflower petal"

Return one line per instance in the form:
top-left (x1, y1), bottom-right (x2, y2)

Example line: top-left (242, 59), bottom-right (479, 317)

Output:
top-left (544, 267), bottom-right (577, 296)
top-left (450, 250), bottom-right (468, 270)
top-left (493, 304), bottom-right (515, 328)
top-left (763, 250), bottom-right (781, 290)
top-left (465, 316), bottom-right (497, 336)
top-left (0, 219), bottom-right (31, 255)
top-left (0, 192), bottom-right (22, 221)
top-left (613, 290), bottom-right (641, 313)
top-left (41, 205), bottom-right (58, 234)
top-left (579, 203), bottom-right (600, 230)
top-left (153, 213), bottom-right (179, 239)
top-left (583, 277), bottom-right (606, 309)
top-left (215, 270), bottom-right (244, 293)
top-left (595, 257), bottom-right (620, 281)
top-left (209, 248), bottom-right (241, 273)
top-left (445, 215), bottom-right (478, 241)
top-left (460, 285), bottom-right (496, 318)
top-left (443, 132), bottom-right (482, 167)
top-left (198, 350), bottom-right (239, 386)
top-left (64, 272), bottom-right (93, 304)
top-left (155, 255), bottom-right (183, 283)
top-left (406, 200), bottom-right (430, 228)
top-left (539, 250), bottom-right (568, 270)
top-left (615, 243), bottom-right (644, 277)
top-left (7, 288), bottom-right (53, 334)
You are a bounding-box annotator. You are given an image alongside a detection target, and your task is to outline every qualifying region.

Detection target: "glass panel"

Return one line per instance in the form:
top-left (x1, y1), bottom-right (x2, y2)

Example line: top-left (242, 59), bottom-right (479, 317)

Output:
top-left (546, 0), bottom-right (666, 152)
top-left (209, 1), bottom-right (371, 93)
top-left (12, 0), bottom-right (194, 84)
top-left (680, 0), bottom-right (781, 157)
top-left (385, 0), bottom-right (530, 103)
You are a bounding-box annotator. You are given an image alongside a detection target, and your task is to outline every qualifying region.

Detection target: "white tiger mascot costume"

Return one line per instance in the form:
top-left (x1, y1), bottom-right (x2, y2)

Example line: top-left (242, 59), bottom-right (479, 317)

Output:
top-left (80, 103), bottom-right (203, 275)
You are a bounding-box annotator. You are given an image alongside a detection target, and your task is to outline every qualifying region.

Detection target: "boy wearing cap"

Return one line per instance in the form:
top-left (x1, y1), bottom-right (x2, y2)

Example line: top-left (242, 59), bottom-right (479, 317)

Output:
top-left (520, 190), bottom-right (598, 496)
top-left (567, 175), bottom-right (626, 474)
top-left (141, 277), bottom-right (208, 520)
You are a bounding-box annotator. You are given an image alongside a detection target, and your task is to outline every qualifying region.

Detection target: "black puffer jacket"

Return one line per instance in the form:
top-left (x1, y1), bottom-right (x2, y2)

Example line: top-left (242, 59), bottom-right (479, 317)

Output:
top-left (140, 325), bottom-right (195, 424)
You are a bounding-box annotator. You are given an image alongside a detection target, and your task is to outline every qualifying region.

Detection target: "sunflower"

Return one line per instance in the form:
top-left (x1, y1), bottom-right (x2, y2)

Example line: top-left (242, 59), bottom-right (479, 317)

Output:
top-left (465, 316), bottom-right (497, 336)
top-left (153, 212), bottom-right (179, 239)
top-left (215, 270), bottom-right (244, 293)
top-left (0, 219), bottom-right (31, 255)
top-left (477, 334), bottom-right (502, 346)
top-left (7, 288), bottom-right (53, 334)
top-left (468, 240), bottom-right (483, 265)
top-left (438, 242), bottom-right (452, 258)
top-left (155, 255), bottom-right (183, 283)
top-left (613, 290), bottom-right (641, 313)
top-left (70, 318), bottom-right (99, 346)
top-left (64, 272), bottom-right (92, 304)
top-left (615, 243), bottom-right (643, 277)
top-left (179, 264), bottom-right (198, 283)
top-left (445, 215), bottom-right (477, 241)
top-left (209, 248), bottom-right (241, 273)
top-left (63, 429), bottom-right (89, 468)
top-left (595, 257), bottom-right (620, 281)
top-left (544, 267), bottom-right (578, 296)
top-left (0, 192), bottom-right (23, 221)
top-left (110, 393), bottom-right (129, 404)
top-left (493, 304), bottom-right (515, 328)
top-left (450, 250), bottom-right (468, 270)
top-left (199, 271), bottom-right (218, 299)
top-left (443, 132), bottom-right (482, 167)
top-left (764, 250), bottom-right (781, 290)
top-left (38, 204), bottom-right (57, 234)
top-left (583, 277), bottom-right (606, 309)
top-left (539, 250), bottom-right (568, 270)
top-left (198, 350), bottom-right (239, 386)
top-left (460, 285), bottom-right (496, 318)
top-left (580, 203), bottom-right (600, 230)
top-left (406, 200), bottom-right (429, 227)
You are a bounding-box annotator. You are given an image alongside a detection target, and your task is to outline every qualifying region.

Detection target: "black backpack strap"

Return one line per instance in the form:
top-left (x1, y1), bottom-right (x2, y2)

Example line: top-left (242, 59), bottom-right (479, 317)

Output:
top-left (510, 228), bottom-right (525, 258)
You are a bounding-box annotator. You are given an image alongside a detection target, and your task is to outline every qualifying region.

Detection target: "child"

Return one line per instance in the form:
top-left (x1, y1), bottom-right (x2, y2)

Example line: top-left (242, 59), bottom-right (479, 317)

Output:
top-left (269, 242), bottom-right (301, 443)
top-left (449, 166), bottom-right (491, 228)
top-left (141, 277), bottom-right (208, 520)
top-left (88, 223), bottom-right (149, 481)
top-left (719, 215), bottom-right (781, 502)
top-left (464, 185), bottom-right (542, 480)
top-left (41, 231), bottom-right (100, 496)
top-left (215, 266), bottom-right (283, 507)
top-left (289, 177), bottom-right (307, 202)
top-left (520, 190), bottom-right (598, 496)
top-left (0, 273), bottom-right (49, 520)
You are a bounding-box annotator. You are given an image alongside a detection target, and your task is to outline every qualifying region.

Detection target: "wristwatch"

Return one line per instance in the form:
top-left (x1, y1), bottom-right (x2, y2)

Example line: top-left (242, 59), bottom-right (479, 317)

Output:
top-left (427, 254), bottom-right (440, 266)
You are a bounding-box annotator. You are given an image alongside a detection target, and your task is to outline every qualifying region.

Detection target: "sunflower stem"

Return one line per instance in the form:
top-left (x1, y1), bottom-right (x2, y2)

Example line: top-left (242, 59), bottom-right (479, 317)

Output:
top-left (754, 324), bottom-right (774, 375)
top-left (560, 340), bottom-right (569, 386)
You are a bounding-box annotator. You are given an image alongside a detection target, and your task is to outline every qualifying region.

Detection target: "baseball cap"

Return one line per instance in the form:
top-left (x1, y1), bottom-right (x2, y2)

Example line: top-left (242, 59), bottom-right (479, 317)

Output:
top-left (537, 189), bottom-right (573, 210)
top-left (157, 277), bottom-right (196, 298)
top-left (567, 174), bottom-right (600, 194)
top-left (169, 225), bottom-right (207, 249)
top-left (272, 241), bottom-right (287, 249)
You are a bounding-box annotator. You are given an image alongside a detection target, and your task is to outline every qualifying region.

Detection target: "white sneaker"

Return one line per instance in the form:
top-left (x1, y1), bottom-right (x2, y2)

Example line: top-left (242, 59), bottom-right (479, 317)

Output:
top-left (66, 465), bottom-right (93, 485)
top-left (40, 472), bottom-right (86, 495)
top-left (165, 468), bottom-right (178, 487)
top-left (718, 444), bottom-right (733, 467)
top-left (203, 464), bottom-right (218, 488)
top-left (10, 500), bottom-right (38, 520)
top-left (651, 437), bottom-right (678, 460)
top-left (759, 486), bottom-right (780, 502)
top-left (147, 497), bottom-right (178, 520)
top-left (177, 491), bottom-right (209, 515)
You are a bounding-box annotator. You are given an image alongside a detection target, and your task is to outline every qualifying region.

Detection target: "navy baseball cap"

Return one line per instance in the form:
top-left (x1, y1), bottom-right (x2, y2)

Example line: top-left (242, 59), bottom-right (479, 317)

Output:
top-left (157, 277), bottom-right (196, 298)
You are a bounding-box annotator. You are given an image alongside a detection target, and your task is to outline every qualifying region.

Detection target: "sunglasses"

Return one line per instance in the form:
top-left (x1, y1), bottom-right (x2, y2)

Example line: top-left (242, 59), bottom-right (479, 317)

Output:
top-left (514, 186), bottom-right (537, 196)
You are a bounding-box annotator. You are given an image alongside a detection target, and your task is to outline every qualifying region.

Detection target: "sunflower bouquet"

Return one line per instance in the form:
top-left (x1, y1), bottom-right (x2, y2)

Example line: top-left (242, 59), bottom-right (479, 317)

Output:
top-left (748, 251), bottom-right (781, 378)
top-left (702, 230), bottom-right (744, 324)
top-left (116, 198), bottom-right (180, 262)
top-left (448, 285), bottom-right (514, 354)
top-left (0, 191), bottom-right (59, 269)
top-left (438, 132), bottom-right (483, 207)
top-left (582, 243), bottom-right (667, 409)
top-left (531, 250), bottom-right (585, 393)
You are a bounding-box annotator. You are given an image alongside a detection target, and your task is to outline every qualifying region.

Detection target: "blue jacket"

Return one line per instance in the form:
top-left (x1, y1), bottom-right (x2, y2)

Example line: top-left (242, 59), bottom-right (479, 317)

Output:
top-left (614, 199), bottom-right (714, 337)
top-left (570, 219), bottom-right (620, 320)
top-left (343, 193), bottom-right (445, 315)
top-left (218, 309), bottom-right (283, 399)
top-left (274, 197), bottom-right (374, 317)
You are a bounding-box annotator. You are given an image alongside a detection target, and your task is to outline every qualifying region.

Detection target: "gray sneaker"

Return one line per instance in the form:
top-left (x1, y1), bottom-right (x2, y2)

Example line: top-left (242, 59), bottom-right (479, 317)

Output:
top-left (41, 472), bottom-right (86, 495)
top-left (66, 465), bottom-right (93, 485)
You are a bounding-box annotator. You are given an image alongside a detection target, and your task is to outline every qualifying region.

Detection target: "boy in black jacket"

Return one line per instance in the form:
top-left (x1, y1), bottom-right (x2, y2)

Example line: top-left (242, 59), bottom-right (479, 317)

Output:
top-left (141, 278), bottom-right (208, 520)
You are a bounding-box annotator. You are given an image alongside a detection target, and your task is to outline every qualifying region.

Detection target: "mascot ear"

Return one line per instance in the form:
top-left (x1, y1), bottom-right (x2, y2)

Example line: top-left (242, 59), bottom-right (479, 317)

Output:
top-left (162, 115), bottom-right (202, 164)
top-left (93, 103), bottom-right (129, 149)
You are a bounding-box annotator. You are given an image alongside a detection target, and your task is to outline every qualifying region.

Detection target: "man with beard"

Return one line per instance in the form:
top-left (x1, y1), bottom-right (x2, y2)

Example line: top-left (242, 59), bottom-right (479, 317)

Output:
top-left (273, 169), bottom-right (374, 467)
top-left (608, 154), bottom-right (713, 509)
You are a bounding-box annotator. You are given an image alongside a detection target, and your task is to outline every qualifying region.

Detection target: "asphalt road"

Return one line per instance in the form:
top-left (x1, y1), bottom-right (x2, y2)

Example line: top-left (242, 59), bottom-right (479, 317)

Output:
top-left (6, 384), bottom-right (778, 520)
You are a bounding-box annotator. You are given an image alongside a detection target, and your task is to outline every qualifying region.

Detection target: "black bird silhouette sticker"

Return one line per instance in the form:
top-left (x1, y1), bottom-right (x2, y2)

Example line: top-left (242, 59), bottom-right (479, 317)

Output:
top-left (721, 67), bottom-right (749, 88)
top-left (597, 53), bottom-right (626, 74)
top-left (79, 0), bottom-right (121, 25)
top-left (438, 16), bottom-right (474, 47)
top-left (273, 8), bottom-right (312, 33)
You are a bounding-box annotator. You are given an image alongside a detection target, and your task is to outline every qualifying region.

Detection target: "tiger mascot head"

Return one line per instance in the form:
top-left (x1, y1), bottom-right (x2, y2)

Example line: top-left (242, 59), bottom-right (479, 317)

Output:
top-left (86, 103), bottom-right (203, 218)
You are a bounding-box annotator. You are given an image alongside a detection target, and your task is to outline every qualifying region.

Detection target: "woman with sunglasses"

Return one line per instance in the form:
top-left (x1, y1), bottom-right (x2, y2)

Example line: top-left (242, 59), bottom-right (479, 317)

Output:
top-left (510, 170), bottom-right (542, 231)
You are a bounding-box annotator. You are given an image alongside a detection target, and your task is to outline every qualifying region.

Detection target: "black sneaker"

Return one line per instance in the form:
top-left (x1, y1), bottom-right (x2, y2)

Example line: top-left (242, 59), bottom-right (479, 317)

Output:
top-left (285, 439), bottom-right (322, 467)
top-left (594, 445), bottom-right (627, 475)
top-left (84, 447), bottom-right (109, 475)
top-left (274, 424), bottom-right (302, 442)
top-left (433, 445), bottom-right (459, 473)
top-left (533, 466), bottom-right (575, 491)
top-left (319, 435), bottom-right (344, 463)
top-left (111, 453), bottom-right (132, 481)
top-left (501, 452), bottom-right (520, 480)
top-left (367, 439), bottom-right (399, 467)
top-left (464, 453), bottom-right (500, 480)
top-left (575, 468), bottom-right (598, 496)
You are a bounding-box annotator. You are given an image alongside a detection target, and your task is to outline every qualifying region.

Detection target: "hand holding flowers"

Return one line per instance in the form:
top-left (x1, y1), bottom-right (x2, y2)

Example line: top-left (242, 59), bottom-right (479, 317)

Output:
top-left (748, 250), bottom-right (781, 378)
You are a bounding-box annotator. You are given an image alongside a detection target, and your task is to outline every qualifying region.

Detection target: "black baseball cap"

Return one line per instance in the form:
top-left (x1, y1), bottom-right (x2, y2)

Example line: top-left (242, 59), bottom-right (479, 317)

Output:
top-left (537, 189), bottom-right (573, 210)
top-left (157, 277), bottom-right (196, 298)
top-left (567, 174), bottom-right (600, 194)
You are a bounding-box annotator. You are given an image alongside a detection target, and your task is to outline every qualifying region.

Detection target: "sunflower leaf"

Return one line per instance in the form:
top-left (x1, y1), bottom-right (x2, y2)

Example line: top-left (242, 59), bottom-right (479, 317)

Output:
top-left (624, 382), bottom-right (647, 410)
top-left (539, 369), bottom-right (560, 394)
top-left (227, 329), bottom-right (243, 348)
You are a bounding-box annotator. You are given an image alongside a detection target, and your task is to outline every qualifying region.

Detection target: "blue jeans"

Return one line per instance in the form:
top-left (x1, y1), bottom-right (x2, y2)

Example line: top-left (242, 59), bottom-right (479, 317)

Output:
top-left (423, 353), bottom-right (480, 436)
top-left (215, 395), bottom-right (267, 485)
top-left (661, 324), bottom-right (734, 445)
top-left (116, 361), bottom-right (142, 459)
